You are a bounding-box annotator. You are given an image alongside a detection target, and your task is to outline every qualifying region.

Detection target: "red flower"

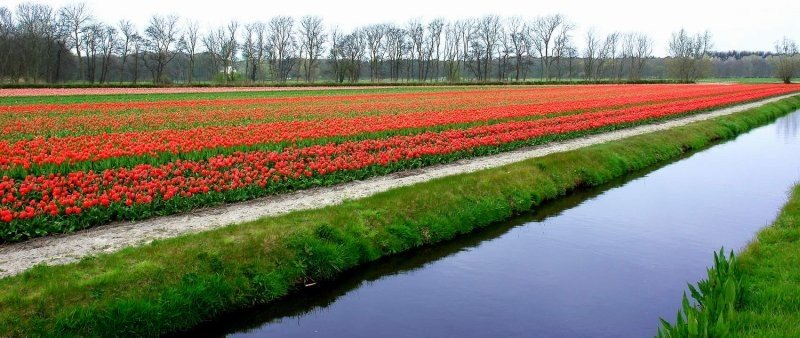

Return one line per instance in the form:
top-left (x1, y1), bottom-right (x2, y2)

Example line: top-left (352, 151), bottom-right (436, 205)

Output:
top-left (1, 84), bottom-right (798, 235)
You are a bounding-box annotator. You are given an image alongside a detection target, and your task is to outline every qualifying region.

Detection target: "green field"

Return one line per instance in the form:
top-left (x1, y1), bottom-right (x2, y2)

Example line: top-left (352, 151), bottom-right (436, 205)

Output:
top-left (698, 77), bottom-right (782, 84)
top-left (0, 87), bottom-right (455, 105)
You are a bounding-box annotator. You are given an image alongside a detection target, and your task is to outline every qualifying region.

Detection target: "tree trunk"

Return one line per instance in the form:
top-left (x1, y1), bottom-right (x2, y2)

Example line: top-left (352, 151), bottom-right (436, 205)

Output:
top-left (188, 58), bottom-right (194, 84)
top-left (132, 55), bottom-right (139, 84)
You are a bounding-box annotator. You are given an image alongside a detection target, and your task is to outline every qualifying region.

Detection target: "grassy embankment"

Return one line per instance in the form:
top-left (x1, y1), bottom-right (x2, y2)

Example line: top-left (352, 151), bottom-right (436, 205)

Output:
top-left (660, 183), bottom-right (800, 337)
top-left (732, 184), bottom-right (800, 336)
top-left (0, 96), bottom-right (798, 336)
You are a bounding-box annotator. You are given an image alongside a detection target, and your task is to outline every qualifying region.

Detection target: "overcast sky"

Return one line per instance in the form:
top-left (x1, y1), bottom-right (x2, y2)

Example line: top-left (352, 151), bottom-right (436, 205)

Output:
top-left (4, 0), bottom-right (799, 56)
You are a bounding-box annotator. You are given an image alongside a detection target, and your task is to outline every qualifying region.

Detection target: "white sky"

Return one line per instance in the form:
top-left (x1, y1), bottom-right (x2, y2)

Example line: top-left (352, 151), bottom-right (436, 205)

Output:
top-left (5, 0), bottom-right (799, 56)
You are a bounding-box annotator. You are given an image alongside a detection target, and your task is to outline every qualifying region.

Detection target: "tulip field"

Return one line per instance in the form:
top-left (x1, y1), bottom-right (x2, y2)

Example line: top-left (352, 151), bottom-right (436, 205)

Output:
top-left (0, 84), bottom-right (797, 242)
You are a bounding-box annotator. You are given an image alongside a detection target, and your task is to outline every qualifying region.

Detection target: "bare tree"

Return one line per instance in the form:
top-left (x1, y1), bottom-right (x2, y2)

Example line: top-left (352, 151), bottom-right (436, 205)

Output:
top-left (117, 20), bottom-right (134, 83)
top-left (59, 3), bottom-right (92, 82)
top-left (507, 17), bottom-right (527, 81)
top-left (98, 25), bottom-right (117, 83)
top-left (179, 20), bottom-right (199, 84)
top-left (477, 15), bottom-right (501, 81)
top-left (340, 29), bottom-right (366, 82)
top-left (442, 21), bottom-right (458, 82)
top-left (143, 14), bottom-right (180, 84)
top-left (0, 9), bottom-right (785, 85)
top-left (81, 23), bottom-right (102, 83)
top-left (622, 32), bottom-right (653, 81)
top-left (596, 32), bottom-right (619, 79)
top-left (498, 28), bottom-right (511, 80)
top-left (130, 33), bottom-right (142, 83)
top-left (621, 32), bottom-right (635, 80)
top-left (634, 34), bottom-right (653, 80)
top-left (15, 2), bottom-right (55, 83)
top-left (267, 16), bottom-right (297, 83)
top-left (52, 12), bottom-right (72, 82)
top-left (532, 14), bottom-right (564, 80)
top-left (667, 28), bottom-right (712, 82)
top-left (426, 18), bottom-right (444, 81)
top-left (298, 15), bottom-right (326, 82)
top-left (407, 19), bottom-right (425, 81)
top-left (551, 22), bottom-right (574, 79)
top-left (202, 21), bottom-right (239, 82)
top-left (583, 29), bottom-right (599, 80)
top-left (772, 37), bottom-right (799, 83)
top-left (565, 45), bottom-right (578, 79)
top-left (329, 26), bottom-right (345, 83)
top-left (404, 33), bottom-right (416, 80)
top-left (519, 22), bottom-right (536, 80)
top-left (364, 23), bottom-right (387, 82)
top-left (401, 18), bottom-right (443, 81)
top-left (443, 20), bottom-right (468, 82)
top-left (242, 23), bottom-right (256, 80)
top-left (201, 28), bottom-right (219, 79)
top-left (219, 21), bottom-right (239, 82)
top-left (462, 18), bottom-right (484, 81)
top-left (0, 7), bottom-right (14, 81)
top-left (460, 19), bottom-right (477, 79)
top-left (385, 25), bottom-right (406, 82)
top-left (329, 28), bottom-right (367, 82)
top-left (81, 22), bottom-right (103, 83)
top-left (241, 22), bottom-right (266, 82)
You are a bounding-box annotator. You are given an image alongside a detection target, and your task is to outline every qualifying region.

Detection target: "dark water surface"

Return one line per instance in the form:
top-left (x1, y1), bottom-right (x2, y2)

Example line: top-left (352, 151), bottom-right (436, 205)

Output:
top-left (190, 111), bottom-right (800, 337)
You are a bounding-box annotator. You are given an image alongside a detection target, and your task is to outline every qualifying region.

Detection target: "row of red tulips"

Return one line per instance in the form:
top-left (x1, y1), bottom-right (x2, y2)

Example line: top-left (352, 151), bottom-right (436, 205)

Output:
top-left (1, 85), bottom-right (793, 175)
top-left (1, 85), bottom-right (797, 241)
top-left (0, 85), bottom-right (770, 140)
top-left (0, 85), bottom-right (643, 114)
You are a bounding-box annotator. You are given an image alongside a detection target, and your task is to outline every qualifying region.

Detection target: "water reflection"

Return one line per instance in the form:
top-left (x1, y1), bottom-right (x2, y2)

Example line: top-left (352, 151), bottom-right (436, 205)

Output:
top-left (179, 111), bottom-right (800, 338)
top-left (176, 172), bottom-right (641, 337)
top-left (777, 109), bottom-right (800, 139)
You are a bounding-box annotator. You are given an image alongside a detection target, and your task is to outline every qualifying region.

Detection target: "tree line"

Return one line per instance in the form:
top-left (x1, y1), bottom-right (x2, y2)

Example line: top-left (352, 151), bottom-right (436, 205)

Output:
top-left (1, 2), bottom-right (798, 85)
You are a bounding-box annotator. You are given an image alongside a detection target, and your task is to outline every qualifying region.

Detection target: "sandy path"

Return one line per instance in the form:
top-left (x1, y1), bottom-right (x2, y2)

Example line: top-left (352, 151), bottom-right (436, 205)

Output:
top-left (0, 94), bottom-right (795, 278)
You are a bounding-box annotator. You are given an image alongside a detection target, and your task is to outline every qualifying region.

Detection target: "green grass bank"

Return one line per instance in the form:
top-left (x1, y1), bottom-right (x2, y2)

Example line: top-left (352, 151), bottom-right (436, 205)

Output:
top-left (0, 96), bottom-right (798, 337)
top-left (658, 184), bottom-right (800, 338)
top-left (732, 183), bottom-right (800, 336)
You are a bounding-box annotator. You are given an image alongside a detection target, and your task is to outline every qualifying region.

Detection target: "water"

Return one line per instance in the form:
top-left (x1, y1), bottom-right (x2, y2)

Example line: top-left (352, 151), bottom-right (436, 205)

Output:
top-left (190, 111), bottom-right (800, 337)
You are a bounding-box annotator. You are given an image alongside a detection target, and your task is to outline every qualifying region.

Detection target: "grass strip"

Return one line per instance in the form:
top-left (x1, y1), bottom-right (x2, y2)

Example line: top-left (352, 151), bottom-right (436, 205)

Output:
top-left (658, 183), bottom-right (800, 338)
top-left (0, 96), bottom-right (797, 337)
top-left (729, 183), bottom-right (800, 337)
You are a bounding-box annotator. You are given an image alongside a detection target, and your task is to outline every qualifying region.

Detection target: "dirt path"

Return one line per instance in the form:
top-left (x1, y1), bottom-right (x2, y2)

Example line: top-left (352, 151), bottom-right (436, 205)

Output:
top-left (0, 94), bottom-right (795, 278)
